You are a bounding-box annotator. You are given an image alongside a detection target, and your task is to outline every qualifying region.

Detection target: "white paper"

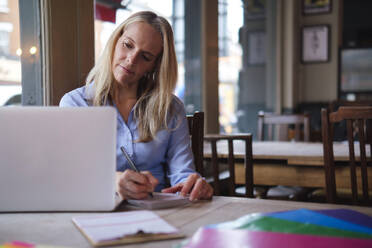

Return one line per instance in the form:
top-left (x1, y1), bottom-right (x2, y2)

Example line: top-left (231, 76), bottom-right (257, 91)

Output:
top-left (72, 210), bottom-right (179, 243)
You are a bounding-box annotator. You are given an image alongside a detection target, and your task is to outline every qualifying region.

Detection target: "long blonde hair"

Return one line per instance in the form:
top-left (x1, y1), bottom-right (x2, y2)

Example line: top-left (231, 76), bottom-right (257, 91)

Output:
top-left (86, 11), bottom-right (178, 142)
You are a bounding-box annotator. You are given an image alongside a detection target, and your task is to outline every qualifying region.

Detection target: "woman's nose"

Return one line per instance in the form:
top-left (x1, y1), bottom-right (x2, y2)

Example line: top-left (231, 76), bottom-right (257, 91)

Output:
top-left (127, 51), bottom-right (139, 65)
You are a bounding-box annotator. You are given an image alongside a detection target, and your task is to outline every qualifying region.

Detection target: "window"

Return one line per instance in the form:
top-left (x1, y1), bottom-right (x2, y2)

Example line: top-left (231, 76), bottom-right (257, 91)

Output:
top-left (0, 22), bottom-right (12, 55)
top-left (0, 0), bottom-right (9, 13)
top-left (0, 1), bottom-right (22, 106)
top-left (173, 0), bottom-right (185, 62)
top-left (218, 0), bottom-right (243, 133)
top-left (173, 0), bottom-right (185, 101)
top-left (0, 29), bottom-right (10, 54)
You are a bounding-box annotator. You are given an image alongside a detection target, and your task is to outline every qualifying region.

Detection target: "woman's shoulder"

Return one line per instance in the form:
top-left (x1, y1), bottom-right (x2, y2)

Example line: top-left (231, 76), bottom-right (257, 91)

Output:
top-left (170, 94), bottom-right (186, 114)
top-left (166, 95), bottom-right (188, 128)
top-left (59, 84), bottom-right (93, 107)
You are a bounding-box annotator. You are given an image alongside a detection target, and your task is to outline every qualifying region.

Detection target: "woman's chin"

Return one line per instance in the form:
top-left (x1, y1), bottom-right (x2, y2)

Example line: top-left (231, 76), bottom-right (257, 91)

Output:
top-left (114, 79), bottom-right (138, 89)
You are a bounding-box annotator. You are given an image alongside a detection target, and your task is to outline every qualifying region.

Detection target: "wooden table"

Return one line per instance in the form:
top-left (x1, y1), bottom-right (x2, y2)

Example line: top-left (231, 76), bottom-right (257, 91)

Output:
top-left (1, 196), bottom-right (372, 247)
top-left (204, 141), bottom-right (372, 189)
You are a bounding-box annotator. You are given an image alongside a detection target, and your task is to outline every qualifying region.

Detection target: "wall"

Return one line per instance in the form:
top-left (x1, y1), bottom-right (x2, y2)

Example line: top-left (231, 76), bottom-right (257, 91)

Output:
top-left (42, 0), bottom-right (95, 105)
top-left (298, 0), bottom-right (340, 103)
top-left (202, 0), bottom-right (219, 134)
top-left (281, 0), bottom-right (298, 111)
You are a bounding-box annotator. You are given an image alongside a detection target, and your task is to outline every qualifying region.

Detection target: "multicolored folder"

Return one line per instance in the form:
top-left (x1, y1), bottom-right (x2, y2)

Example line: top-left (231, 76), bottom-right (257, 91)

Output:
top-left (183, 208), bottom-right (372, 248)
top-left (0, 241), bottom-right (67, 248)
top-left (184, 228), bottom-right (372, 248)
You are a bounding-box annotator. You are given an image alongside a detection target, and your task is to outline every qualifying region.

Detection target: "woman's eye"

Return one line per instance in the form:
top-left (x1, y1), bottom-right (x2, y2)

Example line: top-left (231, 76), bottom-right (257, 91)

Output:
top-left (142, 55), bottom-right (151, 61)
top-left (123, 42), bottom-right (132, 49)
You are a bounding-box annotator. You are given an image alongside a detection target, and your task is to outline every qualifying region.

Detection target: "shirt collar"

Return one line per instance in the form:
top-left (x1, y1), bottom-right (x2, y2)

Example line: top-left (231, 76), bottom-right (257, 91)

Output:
top-left (83, 82), bottom-right (112, 106)
top-left (83, 82), bottom-right (95, 102)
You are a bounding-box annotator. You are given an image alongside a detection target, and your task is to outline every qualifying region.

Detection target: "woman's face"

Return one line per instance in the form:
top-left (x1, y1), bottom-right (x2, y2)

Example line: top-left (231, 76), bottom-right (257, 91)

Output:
top-left (112, 22), bottom-right (163, 87)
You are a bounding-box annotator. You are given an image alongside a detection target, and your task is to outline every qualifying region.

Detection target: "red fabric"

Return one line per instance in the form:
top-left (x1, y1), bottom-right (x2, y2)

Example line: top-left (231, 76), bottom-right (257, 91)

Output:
top-left (95, 3), bottom-right (117, 23)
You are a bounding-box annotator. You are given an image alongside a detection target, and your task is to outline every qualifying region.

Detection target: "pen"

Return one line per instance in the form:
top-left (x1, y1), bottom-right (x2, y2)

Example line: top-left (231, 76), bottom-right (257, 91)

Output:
top-left (120, 146), bottom-right (153, 198)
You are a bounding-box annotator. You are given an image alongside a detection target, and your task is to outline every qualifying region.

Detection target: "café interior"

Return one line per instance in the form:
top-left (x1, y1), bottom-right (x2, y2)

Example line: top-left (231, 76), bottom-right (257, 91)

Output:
top-left (1, 0), bottom-right (372, 246)
top-left (20, 0), bottom-right (371, 203)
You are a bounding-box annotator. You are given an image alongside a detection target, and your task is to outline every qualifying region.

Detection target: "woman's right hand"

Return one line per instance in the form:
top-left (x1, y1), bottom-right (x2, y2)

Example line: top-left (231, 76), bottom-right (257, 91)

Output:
top-left (116, 170), bottom-right (158, 200)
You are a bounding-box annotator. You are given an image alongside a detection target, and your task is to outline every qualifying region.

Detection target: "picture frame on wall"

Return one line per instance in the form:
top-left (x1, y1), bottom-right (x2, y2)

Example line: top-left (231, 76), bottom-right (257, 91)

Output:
top-left (248, 31), bottom-right (266, 65)
top-left (301, 25), bottom-right (330, 63)
top-left (303, 0), bottom-right (332, 15)
top-left (245, 0), bottom-right (265, 20)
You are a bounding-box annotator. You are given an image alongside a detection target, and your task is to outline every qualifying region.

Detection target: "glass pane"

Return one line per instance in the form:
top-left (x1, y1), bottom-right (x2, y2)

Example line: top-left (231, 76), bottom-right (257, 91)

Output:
top-left (0, 0), bottom-right (22, 106)
top-left (173, 0), bottom-right (185, 101)
top-left (174, 0), bottom-right (184, 16)
top-left (218, 0), bottom-right (243, 133)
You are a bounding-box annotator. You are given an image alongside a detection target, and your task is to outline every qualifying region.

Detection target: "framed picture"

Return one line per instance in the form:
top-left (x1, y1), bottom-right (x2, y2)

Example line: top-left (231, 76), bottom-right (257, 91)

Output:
top-left (303, 0), bottom-right (332, 15)
top-left (245, 0), bottom-right (265, 20)
top-left (248, 31), bottom-right (266, 65)
top-left (301, 25), bottom-right (330, 63)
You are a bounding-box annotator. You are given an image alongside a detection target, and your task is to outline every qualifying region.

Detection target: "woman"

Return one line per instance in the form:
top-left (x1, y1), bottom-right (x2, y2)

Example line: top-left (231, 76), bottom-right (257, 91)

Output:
top-left (60, 11), bottom-right (213, 201)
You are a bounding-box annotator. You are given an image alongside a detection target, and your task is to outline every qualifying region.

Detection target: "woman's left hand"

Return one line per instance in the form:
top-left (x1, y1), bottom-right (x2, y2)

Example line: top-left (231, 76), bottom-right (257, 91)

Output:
top-left (161, 173), bottom-right (213, 201)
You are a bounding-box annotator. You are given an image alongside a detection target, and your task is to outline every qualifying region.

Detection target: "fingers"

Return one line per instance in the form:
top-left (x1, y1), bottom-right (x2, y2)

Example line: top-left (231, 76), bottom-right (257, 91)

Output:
top-left (141, 171), bottom-right (159, 192)
top-left (115, 171), bottom-right (123, 192)
top-left (189, 178), bottom-right (204, 201)
top-left (129, 170), bottom-right (151, 185)
top-left (117, 170), bottom-right (156, 200)
top-left (180, 174), bottom-right (199, 196)
top-left (179, 174), bottom-right (214, 201)
top-left (161, 184), bottom-right (183, 193)
top-left (124, 181), bottom-right (151, 199)
top-left (189, 177), bottom-right (214, 201)
top-left (202, 180), bottom-right (214, 199)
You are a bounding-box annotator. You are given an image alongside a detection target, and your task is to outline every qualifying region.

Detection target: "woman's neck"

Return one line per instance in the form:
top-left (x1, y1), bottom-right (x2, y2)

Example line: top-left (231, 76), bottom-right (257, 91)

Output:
top-left (113, 83), bottom-right (138, 123)
top-left (114, 81), bottom-right (137, 100)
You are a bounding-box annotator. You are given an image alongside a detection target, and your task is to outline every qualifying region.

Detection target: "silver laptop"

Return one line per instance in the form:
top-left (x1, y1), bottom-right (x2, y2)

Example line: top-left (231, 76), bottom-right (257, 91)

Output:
top-left (0, 107), bottom-right (118, 212)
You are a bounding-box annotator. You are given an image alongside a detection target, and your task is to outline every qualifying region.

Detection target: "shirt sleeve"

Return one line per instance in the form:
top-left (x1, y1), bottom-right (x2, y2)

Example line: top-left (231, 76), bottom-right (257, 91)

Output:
top-left (59, 93), bottom-right (76, 107)
top-left (165, 98), bottom-right (199, 186)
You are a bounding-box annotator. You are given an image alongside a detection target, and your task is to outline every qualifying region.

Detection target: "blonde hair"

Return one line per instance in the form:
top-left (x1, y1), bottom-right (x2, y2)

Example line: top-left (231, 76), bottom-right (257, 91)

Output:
top-left (86, 11), bottom-right (178, 142)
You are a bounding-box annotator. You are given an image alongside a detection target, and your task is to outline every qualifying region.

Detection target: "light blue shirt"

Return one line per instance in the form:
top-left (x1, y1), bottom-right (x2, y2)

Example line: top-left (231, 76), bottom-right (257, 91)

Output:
top-left (59, 84), bottom-right (196, 191)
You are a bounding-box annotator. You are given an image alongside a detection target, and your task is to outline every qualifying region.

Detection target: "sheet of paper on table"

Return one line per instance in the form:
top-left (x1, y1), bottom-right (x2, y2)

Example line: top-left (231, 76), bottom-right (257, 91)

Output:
top-left (72, 210), bottom-right (183, 246)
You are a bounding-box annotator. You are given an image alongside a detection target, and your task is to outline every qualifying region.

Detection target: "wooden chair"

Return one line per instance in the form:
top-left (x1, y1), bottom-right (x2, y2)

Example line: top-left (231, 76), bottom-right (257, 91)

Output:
top-left (329, 100), bottom-right (372, 112)
top-left (321, 107), bottom-right (372, 205)
top-left (257, 112), bottom-right (312, 200)
top-left (187, 112), bottom-right (204, 176)
top-left (257, 112), bottom-right (310, 142)
top-left (328, 100), bottom-right (372, 142)
top-left (203, 134), bottom-right (253, 197)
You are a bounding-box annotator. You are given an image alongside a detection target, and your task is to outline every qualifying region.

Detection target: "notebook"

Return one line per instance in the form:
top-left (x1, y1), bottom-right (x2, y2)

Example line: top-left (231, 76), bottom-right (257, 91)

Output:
top-left (72, 210), bottom-right (184, 246)
top-left (0, 107), bottom-right (118, 212)
top-left (127, 192), bottom-right (191, 209)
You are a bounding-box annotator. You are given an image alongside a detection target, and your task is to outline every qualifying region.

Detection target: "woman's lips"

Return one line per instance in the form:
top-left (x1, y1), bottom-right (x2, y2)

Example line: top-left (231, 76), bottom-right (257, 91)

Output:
top-left (120, 65), bottom-right (134, 74)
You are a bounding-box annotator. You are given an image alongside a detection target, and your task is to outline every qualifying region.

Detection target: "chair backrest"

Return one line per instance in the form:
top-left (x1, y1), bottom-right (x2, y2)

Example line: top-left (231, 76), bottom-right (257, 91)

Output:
top-left (187, 112), bottom-right (204, 176)
top-left (204, 134), bottom-right (253, 198)
top-left (328, 100), bottom-right (372, 141)
top-left (329, 100), bottom-right (372, 112)
top-left (257, 112), bottom-right (310, 141)
top-left (321, 106), bottom-right (372, 205)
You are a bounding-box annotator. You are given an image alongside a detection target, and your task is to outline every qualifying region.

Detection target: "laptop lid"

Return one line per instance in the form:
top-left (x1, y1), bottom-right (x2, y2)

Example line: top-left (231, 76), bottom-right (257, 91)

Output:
top-left (0, 107), bottom-right (117, 212)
